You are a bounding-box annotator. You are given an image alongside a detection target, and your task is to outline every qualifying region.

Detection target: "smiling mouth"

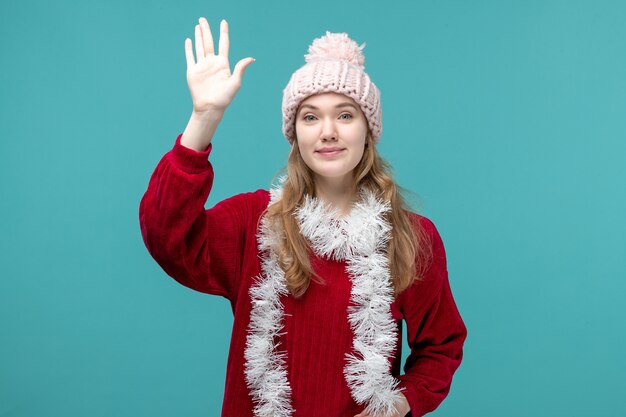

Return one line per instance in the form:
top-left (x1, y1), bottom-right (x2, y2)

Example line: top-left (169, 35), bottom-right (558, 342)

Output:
top-left (316, 149), bottom-right (345, 155)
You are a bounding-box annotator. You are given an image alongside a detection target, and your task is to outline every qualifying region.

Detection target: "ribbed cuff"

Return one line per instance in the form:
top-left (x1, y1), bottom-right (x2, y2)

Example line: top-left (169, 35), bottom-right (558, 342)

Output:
top-left (397, 379), bottom-right (423, 417)
top-left (170, 133), bottom-right (213, 174)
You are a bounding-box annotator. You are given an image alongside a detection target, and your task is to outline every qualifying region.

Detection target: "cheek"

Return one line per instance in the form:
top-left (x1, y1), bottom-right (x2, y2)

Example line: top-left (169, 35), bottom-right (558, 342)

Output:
top-left (353, 148), bottom-right (366, 164)
top-left (295, 119), bottom-right (312, 133)
top-left (295, 124), bottom-right (312, 143)
top-left (296, 142), bottom-right (315, 162)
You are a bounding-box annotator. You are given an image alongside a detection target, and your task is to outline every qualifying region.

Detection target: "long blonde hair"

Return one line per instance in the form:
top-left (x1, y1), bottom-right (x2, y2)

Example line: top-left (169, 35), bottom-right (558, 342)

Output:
top-left (259, 130), bottom-right (432, 299)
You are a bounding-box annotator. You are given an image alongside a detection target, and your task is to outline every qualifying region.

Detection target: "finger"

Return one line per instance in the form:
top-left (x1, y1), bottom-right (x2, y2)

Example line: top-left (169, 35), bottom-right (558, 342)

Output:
top-left (218, 19), bottom-right (230, 59)
top-left (232, 57), bottom-right (254, 83)
top-left (199, 17), bottom-right (214, 55)
top-left (184, 38), bottom-right (195, 67)
top-left (194, 24), bottom-right (204, 62)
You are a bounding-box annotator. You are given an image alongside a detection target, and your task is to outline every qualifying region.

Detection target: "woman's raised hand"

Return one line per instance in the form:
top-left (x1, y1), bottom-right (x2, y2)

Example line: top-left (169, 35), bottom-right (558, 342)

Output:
top-left (184, 17), bottom-right (254, 115)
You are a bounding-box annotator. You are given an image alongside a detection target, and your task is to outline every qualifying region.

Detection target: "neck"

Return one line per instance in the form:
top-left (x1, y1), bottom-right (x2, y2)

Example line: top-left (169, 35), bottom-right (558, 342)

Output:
top-left (313, 175), bottom-right (358, 217)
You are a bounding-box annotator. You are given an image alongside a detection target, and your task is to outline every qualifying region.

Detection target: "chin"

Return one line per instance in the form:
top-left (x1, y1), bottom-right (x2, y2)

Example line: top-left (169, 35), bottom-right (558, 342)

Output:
top-left (312, 169), bottom-right (352, 179)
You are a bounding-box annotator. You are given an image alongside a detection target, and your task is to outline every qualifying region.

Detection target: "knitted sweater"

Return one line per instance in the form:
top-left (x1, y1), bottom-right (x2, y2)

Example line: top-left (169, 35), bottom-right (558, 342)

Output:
top-left (138, 133), bottom-right (467, 417)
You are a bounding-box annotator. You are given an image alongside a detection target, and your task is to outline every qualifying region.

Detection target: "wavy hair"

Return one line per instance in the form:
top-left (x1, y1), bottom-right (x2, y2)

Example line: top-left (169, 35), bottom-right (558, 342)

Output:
top-left (259, 130), bottom-right (432, 299)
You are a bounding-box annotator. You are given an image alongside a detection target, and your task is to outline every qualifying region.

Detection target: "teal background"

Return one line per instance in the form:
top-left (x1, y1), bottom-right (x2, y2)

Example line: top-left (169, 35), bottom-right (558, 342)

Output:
top-left (1, 0), bottom-right (625, 416)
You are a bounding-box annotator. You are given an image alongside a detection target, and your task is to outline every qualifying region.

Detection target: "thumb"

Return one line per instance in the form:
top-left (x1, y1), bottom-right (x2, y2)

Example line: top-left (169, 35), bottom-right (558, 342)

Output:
top-left (233, 57), bottom-right (255, 83)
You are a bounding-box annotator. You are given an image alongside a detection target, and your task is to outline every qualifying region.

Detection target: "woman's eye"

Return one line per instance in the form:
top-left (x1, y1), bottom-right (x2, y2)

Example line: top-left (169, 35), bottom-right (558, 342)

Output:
top-left (302, 113), bottom-right (352, 121)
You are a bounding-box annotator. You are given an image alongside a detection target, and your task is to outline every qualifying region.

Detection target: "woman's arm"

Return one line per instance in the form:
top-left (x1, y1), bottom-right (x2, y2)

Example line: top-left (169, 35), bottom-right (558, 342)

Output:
top-left (138, 17), bottom-right (257, 299)
top-left (139, 133), bottom-right (258, 300)
top-left (395, 217), bottom-right (468, 417)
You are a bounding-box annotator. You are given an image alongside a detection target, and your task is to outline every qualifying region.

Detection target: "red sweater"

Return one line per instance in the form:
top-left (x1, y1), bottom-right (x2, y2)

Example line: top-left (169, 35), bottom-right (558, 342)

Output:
top-left (139, 133), bottom-right (467, 417)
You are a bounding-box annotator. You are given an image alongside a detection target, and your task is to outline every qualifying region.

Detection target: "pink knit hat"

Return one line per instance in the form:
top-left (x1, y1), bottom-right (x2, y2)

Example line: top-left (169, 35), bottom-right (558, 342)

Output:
top-left (281, 31), bottom-right (382, 145)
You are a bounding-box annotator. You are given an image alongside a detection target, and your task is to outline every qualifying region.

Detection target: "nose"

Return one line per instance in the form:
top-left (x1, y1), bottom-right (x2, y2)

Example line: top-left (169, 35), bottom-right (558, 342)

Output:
top-left (320, 117), bottom-right (337, 141)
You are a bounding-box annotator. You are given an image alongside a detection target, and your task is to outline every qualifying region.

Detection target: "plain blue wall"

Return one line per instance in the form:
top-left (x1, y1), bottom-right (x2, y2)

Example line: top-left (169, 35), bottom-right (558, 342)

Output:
top-left (1, 0), bottom-right (625, 416)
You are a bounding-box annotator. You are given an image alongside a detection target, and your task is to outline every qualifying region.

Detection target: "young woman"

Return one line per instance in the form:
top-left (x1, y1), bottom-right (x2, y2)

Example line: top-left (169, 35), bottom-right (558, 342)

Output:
top-left (139, 17), bottom-right (467, 417)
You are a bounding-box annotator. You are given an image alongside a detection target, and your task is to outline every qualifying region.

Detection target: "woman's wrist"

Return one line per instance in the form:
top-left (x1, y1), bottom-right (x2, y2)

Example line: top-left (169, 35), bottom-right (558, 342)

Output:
top-left (181, 109), bottom-right (225, 151)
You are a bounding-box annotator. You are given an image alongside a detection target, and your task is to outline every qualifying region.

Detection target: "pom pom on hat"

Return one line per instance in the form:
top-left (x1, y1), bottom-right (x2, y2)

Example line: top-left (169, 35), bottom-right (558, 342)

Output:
top-left (304, 31), bottom-right (366, 69)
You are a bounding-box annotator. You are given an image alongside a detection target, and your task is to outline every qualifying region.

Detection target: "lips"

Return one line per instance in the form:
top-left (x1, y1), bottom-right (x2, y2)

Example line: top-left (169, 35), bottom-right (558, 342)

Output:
top-left (316, 148), bottom-right (345, 153)
top-left (316, 148), bottom-right (345, 158)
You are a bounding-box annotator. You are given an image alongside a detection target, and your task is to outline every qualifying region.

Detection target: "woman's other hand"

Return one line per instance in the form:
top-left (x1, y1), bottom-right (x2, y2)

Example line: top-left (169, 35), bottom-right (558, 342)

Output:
top-left (353, 393), bottom-right (411, 417)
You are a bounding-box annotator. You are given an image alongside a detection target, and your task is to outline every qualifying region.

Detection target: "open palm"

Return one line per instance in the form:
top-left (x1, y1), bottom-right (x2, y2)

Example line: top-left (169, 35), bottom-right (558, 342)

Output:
top-left (184, 18), bottom-right (254, 114)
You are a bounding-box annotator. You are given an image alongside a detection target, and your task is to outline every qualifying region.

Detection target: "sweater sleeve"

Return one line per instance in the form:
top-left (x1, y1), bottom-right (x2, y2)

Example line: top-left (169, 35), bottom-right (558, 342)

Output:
top-left (139, 133), bottom-right (254, 301)
top-left (395, 216), bottom-right (467, 417)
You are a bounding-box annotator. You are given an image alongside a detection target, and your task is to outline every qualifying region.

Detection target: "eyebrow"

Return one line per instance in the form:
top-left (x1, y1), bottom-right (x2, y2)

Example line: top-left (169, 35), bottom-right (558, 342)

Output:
top-left (298, 102), bottom-right (358, 114)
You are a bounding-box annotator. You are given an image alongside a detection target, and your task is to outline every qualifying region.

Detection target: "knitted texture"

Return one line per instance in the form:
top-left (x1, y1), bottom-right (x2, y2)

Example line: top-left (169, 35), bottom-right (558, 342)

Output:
top-left (281, 32), bottom-right (382, 145)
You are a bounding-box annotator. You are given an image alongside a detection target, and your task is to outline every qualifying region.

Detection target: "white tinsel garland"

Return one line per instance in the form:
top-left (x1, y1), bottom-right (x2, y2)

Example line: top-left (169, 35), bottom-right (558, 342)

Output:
top-left (244, 176), bottom-right (404, 417)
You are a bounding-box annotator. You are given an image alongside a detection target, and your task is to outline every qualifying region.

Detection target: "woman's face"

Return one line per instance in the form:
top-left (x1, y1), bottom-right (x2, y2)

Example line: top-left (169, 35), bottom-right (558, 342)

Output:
top-left (294, 92), bottom-right (368, 186)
